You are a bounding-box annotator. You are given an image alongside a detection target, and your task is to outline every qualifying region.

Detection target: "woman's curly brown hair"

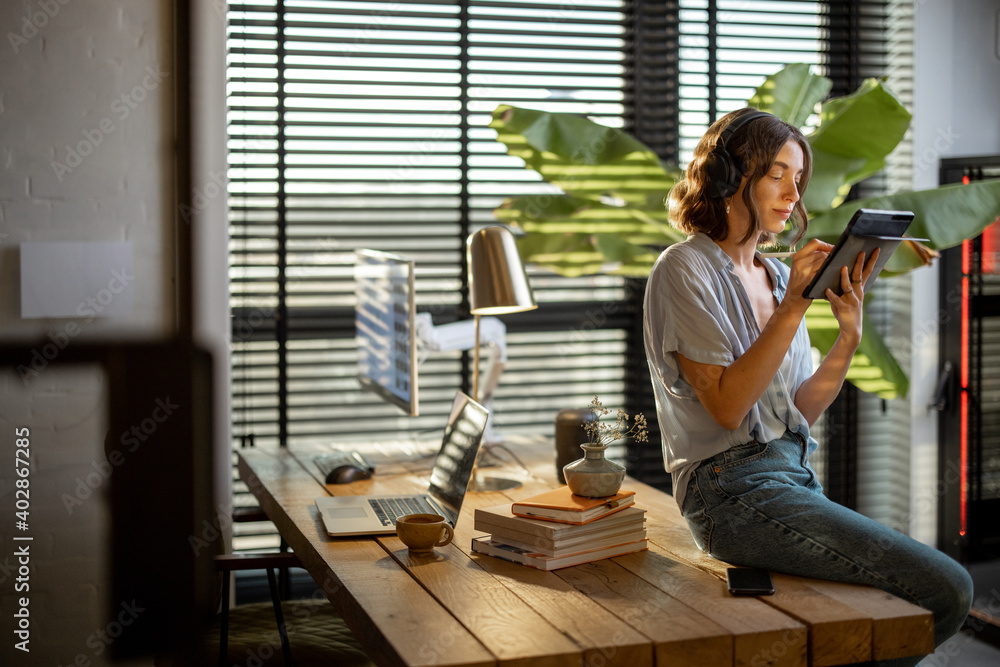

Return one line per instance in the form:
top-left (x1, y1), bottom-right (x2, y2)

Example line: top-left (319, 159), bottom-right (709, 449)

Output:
top-left (668, 108), bottom-right (812, 248)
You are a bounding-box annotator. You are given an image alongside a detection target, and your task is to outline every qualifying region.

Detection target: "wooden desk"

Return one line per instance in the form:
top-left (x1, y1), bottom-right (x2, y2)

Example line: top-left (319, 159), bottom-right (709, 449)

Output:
top-left (237, 437), bottom-right (933, 667)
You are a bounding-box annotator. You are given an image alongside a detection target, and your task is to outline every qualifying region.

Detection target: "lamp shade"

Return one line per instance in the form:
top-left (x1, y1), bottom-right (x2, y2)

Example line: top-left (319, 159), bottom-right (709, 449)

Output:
top-left (467, 226), bottom-right (537, 315)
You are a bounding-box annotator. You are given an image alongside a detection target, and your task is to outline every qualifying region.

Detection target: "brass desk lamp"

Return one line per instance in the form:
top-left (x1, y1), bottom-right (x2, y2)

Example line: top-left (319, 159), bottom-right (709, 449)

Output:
top-left (466, 226), bottom-right (537, 491)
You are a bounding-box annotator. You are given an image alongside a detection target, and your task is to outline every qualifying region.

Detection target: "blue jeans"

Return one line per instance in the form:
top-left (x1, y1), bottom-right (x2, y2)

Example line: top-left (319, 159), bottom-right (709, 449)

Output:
top-left (680, 430), bottom-right (973, 667)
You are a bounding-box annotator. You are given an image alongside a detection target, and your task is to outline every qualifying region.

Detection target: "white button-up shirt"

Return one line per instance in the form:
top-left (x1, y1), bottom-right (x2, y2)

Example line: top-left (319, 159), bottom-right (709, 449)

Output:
top-left (643, 232), bottom-right (815, 509)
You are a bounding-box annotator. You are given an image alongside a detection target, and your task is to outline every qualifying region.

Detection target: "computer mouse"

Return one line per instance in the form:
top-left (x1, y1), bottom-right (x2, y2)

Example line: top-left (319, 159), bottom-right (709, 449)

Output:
top-left (314, 450), bottom-right (375, 484)
top-left (327, 464), bottom-right (373, 485)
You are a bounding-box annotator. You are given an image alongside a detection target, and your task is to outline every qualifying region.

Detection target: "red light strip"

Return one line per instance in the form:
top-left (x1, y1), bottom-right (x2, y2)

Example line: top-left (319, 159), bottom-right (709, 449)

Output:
top-left (959, 240), bottom-right (970, 536)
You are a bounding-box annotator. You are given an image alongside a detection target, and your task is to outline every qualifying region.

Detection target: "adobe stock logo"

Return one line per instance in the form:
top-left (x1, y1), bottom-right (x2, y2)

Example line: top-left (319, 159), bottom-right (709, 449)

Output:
top-left (50, 65), bottom-right (169, 182)
top-left (7, 0), bottom-right (73, 54)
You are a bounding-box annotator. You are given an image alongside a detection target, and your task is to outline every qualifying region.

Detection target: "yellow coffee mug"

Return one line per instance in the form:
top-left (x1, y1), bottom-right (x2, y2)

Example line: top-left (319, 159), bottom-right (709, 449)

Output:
top-left (395, 513), bottom-right (454, 552)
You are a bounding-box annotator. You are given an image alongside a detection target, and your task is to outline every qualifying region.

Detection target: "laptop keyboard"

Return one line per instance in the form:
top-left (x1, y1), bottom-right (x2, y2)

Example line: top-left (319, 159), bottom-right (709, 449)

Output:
top-left (369, 496), bottom-right (436, 527)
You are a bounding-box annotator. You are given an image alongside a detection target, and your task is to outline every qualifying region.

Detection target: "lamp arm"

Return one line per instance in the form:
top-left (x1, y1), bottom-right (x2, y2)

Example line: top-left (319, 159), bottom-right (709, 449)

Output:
top-left (414, 313), bottom-right (507, 361)
top-left (477, 345), bottom-right (505, 410)
top-left (414, 313), bottom-right (507, 441)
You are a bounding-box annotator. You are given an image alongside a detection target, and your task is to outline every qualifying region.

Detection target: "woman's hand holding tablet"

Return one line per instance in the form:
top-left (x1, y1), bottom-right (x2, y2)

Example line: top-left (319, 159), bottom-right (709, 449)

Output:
top-left (800, 209), bottom-right (920, 300)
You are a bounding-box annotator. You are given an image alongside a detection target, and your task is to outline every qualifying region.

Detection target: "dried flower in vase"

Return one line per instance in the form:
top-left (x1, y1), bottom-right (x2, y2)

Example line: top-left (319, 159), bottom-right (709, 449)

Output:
top-left (582, 395), bottom-right (648, 448)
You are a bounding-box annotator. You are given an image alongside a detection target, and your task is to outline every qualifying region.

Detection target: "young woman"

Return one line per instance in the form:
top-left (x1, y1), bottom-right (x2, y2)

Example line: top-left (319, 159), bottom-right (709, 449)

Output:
top-left (643, 107), bottom-right (972, 666)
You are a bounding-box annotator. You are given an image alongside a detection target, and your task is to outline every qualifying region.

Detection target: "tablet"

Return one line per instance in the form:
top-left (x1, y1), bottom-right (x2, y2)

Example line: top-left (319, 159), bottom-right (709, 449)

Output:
top-left (802, 208), bottom-right (920, 300)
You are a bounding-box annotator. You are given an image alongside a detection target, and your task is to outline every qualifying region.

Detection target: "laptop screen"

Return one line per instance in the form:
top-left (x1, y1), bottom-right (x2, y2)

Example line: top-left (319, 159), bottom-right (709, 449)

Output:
top-left (427, 392), bottom-right (489, 524)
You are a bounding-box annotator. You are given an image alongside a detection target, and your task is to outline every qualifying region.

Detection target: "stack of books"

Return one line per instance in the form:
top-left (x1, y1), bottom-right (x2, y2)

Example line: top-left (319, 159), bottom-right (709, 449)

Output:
top-left (471, 486), bottom-right (648, 570)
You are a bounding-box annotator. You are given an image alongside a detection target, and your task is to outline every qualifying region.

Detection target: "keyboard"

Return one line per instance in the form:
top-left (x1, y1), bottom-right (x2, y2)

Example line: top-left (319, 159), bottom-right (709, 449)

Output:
top-left (368, 496), bottom-right (436, 527)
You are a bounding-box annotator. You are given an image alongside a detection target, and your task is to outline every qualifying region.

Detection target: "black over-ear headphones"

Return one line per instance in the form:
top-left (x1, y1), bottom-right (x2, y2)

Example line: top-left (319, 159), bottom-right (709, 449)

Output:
top-left (703, 110), bottom-right (772, 199)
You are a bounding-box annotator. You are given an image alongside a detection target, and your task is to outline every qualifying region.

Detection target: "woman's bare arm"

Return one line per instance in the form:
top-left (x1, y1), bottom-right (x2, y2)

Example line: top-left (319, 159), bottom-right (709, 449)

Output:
top-left (677, 239), bottom-right (831, 429)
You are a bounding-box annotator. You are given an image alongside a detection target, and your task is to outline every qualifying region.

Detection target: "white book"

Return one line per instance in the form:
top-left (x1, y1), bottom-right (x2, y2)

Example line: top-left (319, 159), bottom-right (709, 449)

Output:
top-left (475, 504), bottom-right (646, 542)
top-left (471, 535), bottom-right (649, 571)
top-left (487, 526), bottom-right (648, 557)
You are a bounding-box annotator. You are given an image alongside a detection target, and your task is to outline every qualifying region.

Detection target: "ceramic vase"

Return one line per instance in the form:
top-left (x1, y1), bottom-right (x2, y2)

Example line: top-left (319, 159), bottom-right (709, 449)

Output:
top-left (562, 444), bottom-right (625, 498)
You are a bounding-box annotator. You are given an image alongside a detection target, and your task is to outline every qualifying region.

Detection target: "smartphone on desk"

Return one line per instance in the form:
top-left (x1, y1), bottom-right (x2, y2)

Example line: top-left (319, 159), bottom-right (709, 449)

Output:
top-left (726, 567), bottom-right (775, 596)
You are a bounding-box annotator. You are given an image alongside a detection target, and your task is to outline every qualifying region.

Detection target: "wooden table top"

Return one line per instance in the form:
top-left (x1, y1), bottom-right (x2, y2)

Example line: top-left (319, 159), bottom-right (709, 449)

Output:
top-left (236, 436), bottom-right (933, 667)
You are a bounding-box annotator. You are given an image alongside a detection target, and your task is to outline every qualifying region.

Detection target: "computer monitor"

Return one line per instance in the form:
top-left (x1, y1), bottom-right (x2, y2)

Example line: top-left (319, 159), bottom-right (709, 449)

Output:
top-left (355, 249), bottom-right (419, 417)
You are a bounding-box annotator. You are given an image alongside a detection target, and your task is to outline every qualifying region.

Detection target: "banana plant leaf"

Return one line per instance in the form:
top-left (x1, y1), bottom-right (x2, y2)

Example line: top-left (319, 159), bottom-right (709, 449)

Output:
top-left (748, 62), bottom-right (831, 129)
top-left (490, 104), bottom-right (672, 206)
top-left (808, 78), bottom-right (911, 203)
top-left (494, 195), bottom-right (677, 276)
top-left (804, 302), bottom-right (909, 399)
top-left (490, 104), bottom-right (683, 275)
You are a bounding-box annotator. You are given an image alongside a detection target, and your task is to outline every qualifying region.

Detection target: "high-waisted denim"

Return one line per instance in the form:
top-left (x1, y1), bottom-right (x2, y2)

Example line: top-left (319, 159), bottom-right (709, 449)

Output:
top-left (681, 430), bottom-right (973, 667)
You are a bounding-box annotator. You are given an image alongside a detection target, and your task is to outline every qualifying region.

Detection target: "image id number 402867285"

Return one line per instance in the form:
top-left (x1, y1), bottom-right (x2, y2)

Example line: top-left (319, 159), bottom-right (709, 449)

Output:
top-left (13, 427), bottom-right (32, 653)
top-left (15, 428), bottom-right (30, 530)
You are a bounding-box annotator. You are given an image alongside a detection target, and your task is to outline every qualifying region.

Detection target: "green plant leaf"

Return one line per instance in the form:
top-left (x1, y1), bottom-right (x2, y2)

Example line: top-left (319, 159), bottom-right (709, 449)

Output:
top-left (802, 148), bottom-right (866, 213)
top-left (806, 179), bottom-right (1000, 272)
top-left (804, 302), bottom-right (908, 399)
top-left (499, 195), bottom-right (678, 276)
top-left (492, 104), bottom-right (658, 166)
top-left (514, 232), bottom-right (609, 277)
top-left (496, 193), bottom-right (673, 240)
top-left (494, 193), bottom-right (602, 224)
top-left (805, 78), bottom-right (911, 212)
top-left (593, 233), bottom-right (661, 276)
top-left (748, 63), bottom-right (831, 128)
top-left (490, 105), bottom-right (672, 206)
top-left (491, 104), bottom-right (682, 277)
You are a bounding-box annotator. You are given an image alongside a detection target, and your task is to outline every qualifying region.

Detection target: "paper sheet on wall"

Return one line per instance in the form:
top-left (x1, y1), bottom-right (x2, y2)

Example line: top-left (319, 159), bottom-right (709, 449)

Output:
top-left (20, 241), bottom-right (134, 319)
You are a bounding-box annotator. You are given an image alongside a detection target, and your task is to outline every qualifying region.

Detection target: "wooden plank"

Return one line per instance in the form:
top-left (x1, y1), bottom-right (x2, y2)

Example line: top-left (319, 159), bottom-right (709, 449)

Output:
top-left (455, 493), bottom-right (654, 667)
top-left (374, 486), bottom-right (585, 667)
top-left (315, 439), bottom-right (696, 666)
top-left (615, 544), bottom-right (807, 667)
top-left (554, 558), bottom-right (733, 667)
top-left (799, 579), bottom-right (934, 660)
top-left (481, 454), bottom-right (735, 665)
top-left (385, 539), bottom-right (583, 667)
top-left (238, 448), bottom-right (496, 667)
top-left (768, 574), bottom-right (871, 666)
top-left (476, 443), bottom-right (807, 666)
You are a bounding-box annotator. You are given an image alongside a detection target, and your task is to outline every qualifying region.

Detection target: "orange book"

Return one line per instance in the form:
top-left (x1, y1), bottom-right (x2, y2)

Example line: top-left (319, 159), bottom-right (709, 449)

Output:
top-left (488, 526), bottom-right (648, 558)
top-left (510, 486), bottom-right (635, 525)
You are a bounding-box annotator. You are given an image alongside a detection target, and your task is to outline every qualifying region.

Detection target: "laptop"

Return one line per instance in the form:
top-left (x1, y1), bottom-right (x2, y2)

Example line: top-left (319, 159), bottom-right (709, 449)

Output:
top-left (315, 391), bottom-right (489, 536)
